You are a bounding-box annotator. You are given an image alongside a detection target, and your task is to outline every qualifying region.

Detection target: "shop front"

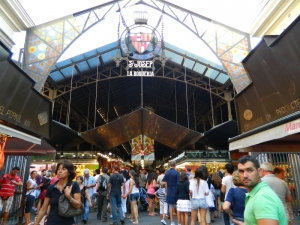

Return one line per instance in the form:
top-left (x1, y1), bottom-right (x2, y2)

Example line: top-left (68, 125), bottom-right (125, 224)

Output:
top-left (229, 16), bottom-right (300, 219)
top-left (0, 41), bottom-right (52, 223)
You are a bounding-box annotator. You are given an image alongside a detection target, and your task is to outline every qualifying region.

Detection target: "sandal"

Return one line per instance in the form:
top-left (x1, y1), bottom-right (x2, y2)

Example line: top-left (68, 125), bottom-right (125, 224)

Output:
top-left (132, 222), bottom-right (139, 224)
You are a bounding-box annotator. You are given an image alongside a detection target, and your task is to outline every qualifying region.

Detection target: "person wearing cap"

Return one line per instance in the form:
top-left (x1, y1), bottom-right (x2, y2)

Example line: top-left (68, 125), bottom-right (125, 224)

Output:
top-left (82, 169), bottom-right (96, 224)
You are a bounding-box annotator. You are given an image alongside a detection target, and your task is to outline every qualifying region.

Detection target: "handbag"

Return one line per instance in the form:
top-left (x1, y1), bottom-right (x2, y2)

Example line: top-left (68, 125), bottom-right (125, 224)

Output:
top-left (58, 183), bottom-right (85, 217)
top-left (205, 183), bottom-right (215, 208)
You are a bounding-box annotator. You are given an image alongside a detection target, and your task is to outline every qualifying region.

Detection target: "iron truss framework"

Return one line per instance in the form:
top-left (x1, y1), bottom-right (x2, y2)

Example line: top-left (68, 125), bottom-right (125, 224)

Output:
top-left (43, 45), bottom-right (233, 101)
top-left (23, 0), bottom-right (251, 93)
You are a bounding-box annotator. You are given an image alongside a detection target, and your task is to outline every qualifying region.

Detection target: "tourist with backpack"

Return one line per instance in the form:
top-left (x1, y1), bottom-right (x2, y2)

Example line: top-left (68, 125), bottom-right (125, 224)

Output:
top-left (75, 176), bottom-right (92, 224)
top-left (96, 167), bottom-right (110, 222)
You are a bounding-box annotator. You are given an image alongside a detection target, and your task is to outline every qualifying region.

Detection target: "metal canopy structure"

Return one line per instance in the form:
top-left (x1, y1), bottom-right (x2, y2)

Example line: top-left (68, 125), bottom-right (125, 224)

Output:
top-left (23, 0), bottom-right (251, 93)
top-left (18, 0), bottom-right (251, 160)
top-left (80, 108), bottom-right (202, 151)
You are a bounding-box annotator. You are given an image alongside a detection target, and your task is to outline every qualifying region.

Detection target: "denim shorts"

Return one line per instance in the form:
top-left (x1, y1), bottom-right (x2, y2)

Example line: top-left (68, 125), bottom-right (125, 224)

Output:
top-left (215, 189), bottom-right (221, 197)
top-left (191, 198), bottom-right (207, 210)
top-left (130, 193), bottom-right (139, 202)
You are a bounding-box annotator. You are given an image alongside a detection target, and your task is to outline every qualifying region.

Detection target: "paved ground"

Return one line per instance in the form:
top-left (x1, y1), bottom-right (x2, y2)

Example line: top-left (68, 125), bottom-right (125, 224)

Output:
top-left (16, 209), bottom-right (300, 225)
top-left (28, 209), bottom-right (225, 225)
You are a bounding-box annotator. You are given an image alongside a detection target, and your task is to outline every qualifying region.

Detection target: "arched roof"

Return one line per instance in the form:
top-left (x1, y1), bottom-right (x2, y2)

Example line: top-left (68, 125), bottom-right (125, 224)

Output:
top-left (23, 0), bottom-right (251, 93)
top-left (21, 0), bottom-right (251, 159)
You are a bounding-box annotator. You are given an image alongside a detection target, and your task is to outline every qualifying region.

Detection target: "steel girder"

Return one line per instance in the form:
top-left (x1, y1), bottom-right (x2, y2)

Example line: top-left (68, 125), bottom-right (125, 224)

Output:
top-left (43, 60), bottom-right (232, 100)
top-left (23, 0), bottom-right (251, 93)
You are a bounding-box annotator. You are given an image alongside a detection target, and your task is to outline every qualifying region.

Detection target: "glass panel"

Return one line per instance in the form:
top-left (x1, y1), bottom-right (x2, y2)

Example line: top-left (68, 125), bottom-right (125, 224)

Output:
top-left (165, 50), bottom-right (182, 65)
top-left (87, 57), bottom-right (100, 68)
top-left (215, 73), bottom-right (229, 84)
top-left (76, 61), bottom-right (90, 72)
top-left (60, 66), bottom-right (78, 78)
top-left (101, 49), bottom-right (118, 63)
top-left (193, 63), bottom-right (206, 74)
top-left (84, 49), bottom-right (98, 58)
top-left (204, 68), bottom-right (219, 79)
top-left (71, 54), bottom-right (85, 62)
top-left (183, 58), bottom-right (195, 70)
top-left (56, 59), bottom-right (72, 68)
top-left (50, 71), bottom-right (65, 82)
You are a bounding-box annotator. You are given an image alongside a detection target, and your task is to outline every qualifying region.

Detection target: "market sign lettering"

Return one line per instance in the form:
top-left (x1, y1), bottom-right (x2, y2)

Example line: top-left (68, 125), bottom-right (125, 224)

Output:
top-left (127, 60), bottom-right (154, 77)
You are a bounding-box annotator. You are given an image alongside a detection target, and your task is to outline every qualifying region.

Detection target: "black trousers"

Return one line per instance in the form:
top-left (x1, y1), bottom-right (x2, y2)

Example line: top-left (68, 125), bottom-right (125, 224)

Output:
top-left (97, 194), bottom-right (108, 220)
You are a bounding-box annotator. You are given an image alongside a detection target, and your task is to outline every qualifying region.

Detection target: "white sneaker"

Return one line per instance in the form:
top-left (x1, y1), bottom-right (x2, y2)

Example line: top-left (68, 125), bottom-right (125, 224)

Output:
top-left (110, 215), bottom-right (113, 218)
top-left (161, 219), bottom-right (167, 225)
top-left (170, 222), bottom-right (175, 225)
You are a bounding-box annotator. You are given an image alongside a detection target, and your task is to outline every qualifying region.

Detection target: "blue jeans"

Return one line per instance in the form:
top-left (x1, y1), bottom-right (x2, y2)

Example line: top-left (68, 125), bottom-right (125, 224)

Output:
top-left (110, 195), bottom-right (124, 224)
top-left (224, 211), bottom-right (230, 225)
top-left (82, 199), bottom-right (90, 221)
top-left (25, 195), bottom-right (35, 213)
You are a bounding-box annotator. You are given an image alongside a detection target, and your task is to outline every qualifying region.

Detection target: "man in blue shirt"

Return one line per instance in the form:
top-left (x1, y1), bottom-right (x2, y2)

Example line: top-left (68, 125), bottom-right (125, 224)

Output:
top-left (163, 161), bottom-right (180, 225)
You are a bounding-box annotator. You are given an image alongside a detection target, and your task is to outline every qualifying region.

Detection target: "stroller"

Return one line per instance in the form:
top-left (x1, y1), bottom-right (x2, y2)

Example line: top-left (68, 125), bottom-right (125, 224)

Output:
top-left (138, 187), bottom-right (148, 212)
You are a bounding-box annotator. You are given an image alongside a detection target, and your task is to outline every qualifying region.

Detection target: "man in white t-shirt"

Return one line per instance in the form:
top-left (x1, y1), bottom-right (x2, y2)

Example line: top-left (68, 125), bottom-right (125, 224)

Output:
top-left (221, 163), bottom-right (235, 225)
top-left (157, 168), bottom-right (165, 185)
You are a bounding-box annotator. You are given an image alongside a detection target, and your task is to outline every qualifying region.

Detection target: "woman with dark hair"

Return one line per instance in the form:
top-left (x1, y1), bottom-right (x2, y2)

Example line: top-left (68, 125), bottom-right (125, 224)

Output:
top-left (211, 172), bottom-right (222, 219)
top-left (146, 172), bottom-right (157, 216)
top-left (176, 171), bottom-right (191, 225)
top-left (75, 176), bottom-right (92, 225)
top-left (121, 170), bottom-right (130, 218)
top-left (33, 161), bottom-right (81, 225)
top-left (123, 170), bottom-right (140, 224)
top-left (189, 168), bottom-right (209, 225)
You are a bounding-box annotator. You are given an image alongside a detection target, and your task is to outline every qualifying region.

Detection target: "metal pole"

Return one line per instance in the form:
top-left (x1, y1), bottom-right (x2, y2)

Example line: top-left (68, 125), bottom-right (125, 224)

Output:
top-left (141, 70), bottom-right (143, 108)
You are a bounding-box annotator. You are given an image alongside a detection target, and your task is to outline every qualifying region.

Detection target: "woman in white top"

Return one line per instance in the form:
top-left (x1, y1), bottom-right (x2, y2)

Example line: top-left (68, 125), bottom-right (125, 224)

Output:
top-left (24, 170), bottom-right (41, 225)
top-left (189, 168), bottom-right (209, 225)
top-left (123, 170), bottom-right (140, 224)
top-left (121, 170), bottom-right (130, 218)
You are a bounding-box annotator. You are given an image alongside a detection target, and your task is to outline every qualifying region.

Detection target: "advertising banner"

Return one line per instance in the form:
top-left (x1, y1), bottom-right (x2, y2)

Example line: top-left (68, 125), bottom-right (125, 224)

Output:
top-left (131, 135), bottom-right (155, 162)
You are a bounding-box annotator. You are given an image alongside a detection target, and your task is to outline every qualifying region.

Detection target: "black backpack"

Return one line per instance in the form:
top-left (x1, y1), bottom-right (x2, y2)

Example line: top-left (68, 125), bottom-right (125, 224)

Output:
top-left (98, 175), bottom-right (107, 191)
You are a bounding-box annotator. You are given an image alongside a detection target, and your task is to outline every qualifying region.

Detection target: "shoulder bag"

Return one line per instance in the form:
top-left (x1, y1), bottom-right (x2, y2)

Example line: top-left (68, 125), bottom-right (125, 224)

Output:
top-left (58, 182), bottom-right (85, 217)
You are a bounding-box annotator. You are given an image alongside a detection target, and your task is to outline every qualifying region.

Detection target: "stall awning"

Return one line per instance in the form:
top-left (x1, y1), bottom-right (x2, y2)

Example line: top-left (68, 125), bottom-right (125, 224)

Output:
top-left (229, 113), bottom-right (300, 151)
top-left (0, 124), bottom-right (41, 144)
top-left (4, 138), bottom-right (55, 156)
top-left (198, 120), bottom-right (238, 150)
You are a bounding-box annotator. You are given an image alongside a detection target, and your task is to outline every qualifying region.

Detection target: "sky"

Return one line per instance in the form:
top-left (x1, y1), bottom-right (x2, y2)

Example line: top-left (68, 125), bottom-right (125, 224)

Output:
top-left (12, 0), bottom-right (266, 62)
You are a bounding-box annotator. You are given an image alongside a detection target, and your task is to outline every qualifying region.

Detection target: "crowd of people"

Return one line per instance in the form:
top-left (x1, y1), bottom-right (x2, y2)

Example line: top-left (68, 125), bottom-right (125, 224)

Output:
top-left (0, 156), bottom-right (294, 225)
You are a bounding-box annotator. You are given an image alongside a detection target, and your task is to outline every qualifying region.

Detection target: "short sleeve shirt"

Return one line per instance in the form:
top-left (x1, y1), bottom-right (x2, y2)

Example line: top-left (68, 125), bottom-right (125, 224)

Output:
top-left (225, 187), bottom-right (247, 219)
top-left (83, 175), bottom-right (96, 197)
top-left (262, 174), bottom-right (291, 207)
top-left (45, 181), bottom-right (80, 225)
top-left (222, 175), bottom-right (235, 199)
top-left (108, 173), bottom-right (124, 196)
top-left (163, 168), bottom-right (180, 204)
top-left (244, 181), bottom-right (287, 225)
top-left (0, 173), bottom-right (21, 197)
top-left (189, 179), bottom-right (209, 198)
top-left (93, 174), bottom-right (100, 193)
